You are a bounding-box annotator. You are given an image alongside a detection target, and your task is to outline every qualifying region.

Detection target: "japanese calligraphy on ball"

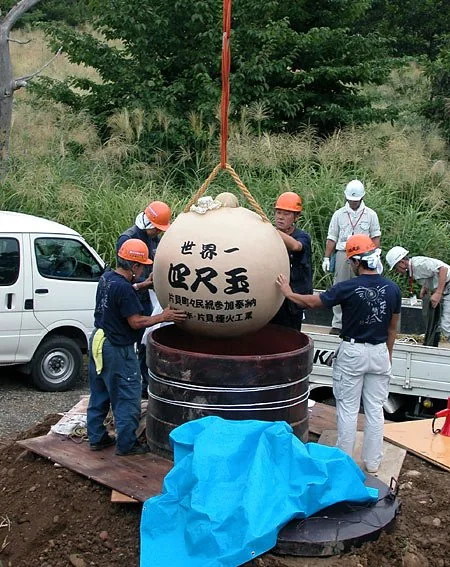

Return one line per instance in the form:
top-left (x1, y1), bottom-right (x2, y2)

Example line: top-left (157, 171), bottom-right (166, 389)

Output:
top-left (153, 200), bottom-right (289, 337)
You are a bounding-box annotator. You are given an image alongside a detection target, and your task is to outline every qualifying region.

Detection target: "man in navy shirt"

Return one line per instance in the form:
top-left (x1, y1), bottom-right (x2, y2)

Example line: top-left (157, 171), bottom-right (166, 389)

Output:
top-left (277, 234), bottom-right (401, 474)
top-left (87, 239), bottom-right (186, 456)
top-left (116, 201), bottom-right (172, 397)
top-left (271, 191), bottom-right (313, 331)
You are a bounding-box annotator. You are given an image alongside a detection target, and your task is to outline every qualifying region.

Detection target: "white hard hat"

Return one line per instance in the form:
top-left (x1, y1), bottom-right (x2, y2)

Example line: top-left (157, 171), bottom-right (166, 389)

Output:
top-left (386, 246), bottom-right (409, 270)
top-left (344, 179), bottom-right (365, 201)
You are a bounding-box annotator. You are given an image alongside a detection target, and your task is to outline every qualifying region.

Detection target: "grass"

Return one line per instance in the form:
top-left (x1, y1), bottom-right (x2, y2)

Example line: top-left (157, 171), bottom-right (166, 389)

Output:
top-left (2, 30), bottom-right (449, 293)
top-left (10, 28), bottom-right (101, 84)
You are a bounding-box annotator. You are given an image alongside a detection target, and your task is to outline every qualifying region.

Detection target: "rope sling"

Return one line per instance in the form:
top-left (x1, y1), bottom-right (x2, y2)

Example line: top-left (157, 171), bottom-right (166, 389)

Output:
top-left (183, 0), bottom-right (270, 223)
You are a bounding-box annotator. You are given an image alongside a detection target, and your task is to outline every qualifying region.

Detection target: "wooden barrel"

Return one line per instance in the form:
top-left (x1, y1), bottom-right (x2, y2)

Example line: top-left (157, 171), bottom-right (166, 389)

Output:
top-left (146, 324), bottom-right (313, 455)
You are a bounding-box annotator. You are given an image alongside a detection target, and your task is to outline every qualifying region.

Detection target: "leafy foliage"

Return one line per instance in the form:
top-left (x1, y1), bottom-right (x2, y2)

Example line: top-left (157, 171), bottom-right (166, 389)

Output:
top-left (422, 37), bottom-right (450, 141)
top-left (34, 0), bottom-right (393, 155)
top-left (357, 0), bottom-right (450, 60)
top-left (0, 0), bottom-right (91, 27)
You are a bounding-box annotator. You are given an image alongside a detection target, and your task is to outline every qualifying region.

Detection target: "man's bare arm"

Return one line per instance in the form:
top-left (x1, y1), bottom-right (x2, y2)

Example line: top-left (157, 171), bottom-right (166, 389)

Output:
top-left (387, 313), bottom-right (399, 361)
top-left (277, 230), bottom-right (302, 252)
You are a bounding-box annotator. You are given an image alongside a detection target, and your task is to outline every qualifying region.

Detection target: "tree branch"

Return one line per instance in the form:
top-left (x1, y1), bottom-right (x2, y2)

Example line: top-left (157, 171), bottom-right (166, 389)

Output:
top-left (8, 36), bottom-right (31, 44)
top-left (13, 46), bottom-right (62, 90)
top-left (1, 0), bottom-right (42, 33)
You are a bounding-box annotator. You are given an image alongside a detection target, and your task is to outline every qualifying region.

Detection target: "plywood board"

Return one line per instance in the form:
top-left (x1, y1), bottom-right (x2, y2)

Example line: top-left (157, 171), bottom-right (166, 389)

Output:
top-left (18, 434), bottom-right (172, 502)
top-left (383, 419), bottom-right (450, 472)
top-left (111, 490), bottom-right (139, 504)
top-left (319, 430), bottom-right (406, 485)
top-left (308, 402), bottom-right (365, 436)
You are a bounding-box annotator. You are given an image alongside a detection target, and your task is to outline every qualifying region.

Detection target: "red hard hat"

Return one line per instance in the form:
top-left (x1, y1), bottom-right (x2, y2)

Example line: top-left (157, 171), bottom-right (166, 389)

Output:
top-left (275, 192), bottom-right (302, 212)
top-left (144, 201), bottom-right (171, 231)
top-left (118, 239), bottom-right (152, 265)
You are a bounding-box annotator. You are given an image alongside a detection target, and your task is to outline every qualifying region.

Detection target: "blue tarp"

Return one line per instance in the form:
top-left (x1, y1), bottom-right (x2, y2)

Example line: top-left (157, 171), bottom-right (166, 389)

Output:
top-left (140, 417), bottom-right (377, 567)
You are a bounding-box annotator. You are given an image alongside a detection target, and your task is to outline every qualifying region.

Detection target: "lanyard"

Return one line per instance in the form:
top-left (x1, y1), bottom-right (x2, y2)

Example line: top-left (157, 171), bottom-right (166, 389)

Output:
top-left (346, 208), bottom-right (365, 235)
top-left (409, 262), bottom-right (414, 296)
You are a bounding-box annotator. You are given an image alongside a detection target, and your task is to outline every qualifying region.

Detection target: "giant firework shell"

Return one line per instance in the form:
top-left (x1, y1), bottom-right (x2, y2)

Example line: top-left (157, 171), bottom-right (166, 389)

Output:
top-left (153, 195), bottom-right (290, 337)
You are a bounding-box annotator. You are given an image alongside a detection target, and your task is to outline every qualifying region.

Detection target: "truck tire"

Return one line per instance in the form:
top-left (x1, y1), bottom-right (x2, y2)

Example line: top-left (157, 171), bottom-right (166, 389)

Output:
top-left (31, 336), bottom-right (82, 391)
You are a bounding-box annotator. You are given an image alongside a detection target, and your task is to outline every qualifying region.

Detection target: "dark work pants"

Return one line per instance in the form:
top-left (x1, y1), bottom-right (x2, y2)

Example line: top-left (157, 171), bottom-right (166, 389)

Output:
top-left (138, 344), bottom-right (149, 397)
top-left (87, 337), bottom-right (141, 454)
top-left (139, 299), bottom-right (153, 397)
top-left (271, 299), bottom-right (304, 331)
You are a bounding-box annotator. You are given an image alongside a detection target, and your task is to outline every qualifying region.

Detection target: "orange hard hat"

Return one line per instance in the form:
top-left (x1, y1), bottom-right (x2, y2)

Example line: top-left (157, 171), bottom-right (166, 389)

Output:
top-left (275, 192), bottom-right (302, 212)
top-left (346, 234), bottom-right (376, 259)
top-left (118, 239), bottom-right (153, 265)
top-left (144, 201), bottom-right (171, 231)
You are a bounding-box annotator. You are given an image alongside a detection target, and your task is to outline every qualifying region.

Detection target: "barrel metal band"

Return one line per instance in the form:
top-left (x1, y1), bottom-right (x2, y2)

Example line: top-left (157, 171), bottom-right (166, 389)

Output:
top-left (147, 388), bottom-right (310, 411)
top-left (148, 370), bottom-right (309, 393)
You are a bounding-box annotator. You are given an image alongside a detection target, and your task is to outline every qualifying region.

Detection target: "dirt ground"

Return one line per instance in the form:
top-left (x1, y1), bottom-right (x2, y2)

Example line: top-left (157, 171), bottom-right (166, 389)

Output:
top-left (0, 416), bottom-right (448, 567)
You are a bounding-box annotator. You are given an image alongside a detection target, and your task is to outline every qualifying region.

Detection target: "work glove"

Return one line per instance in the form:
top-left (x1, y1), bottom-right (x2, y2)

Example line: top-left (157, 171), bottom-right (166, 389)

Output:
top-left (322, 257), bottom-right (330, 273)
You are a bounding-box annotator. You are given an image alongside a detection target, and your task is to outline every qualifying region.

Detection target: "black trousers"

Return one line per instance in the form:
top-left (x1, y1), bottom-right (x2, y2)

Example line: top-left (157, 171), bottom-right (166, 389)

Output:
top-left (138, 300), bottom-right (152, 396)
top-left (270, 299), bottom-right (304, 331)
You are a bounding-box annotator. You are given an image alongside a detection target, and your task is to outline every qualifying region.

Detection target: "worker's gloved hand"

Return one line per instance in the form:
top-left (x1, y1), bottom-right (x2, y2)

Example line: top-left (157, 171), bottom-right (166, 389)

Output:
top-left (322, 257), bottom-right (330, 273)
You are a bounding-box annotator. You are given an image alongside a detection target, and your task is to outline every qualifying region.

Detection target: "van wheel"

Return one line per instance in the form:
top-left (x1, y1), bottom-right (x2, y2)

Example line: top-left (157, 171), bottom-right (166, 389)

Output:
top-left (31, 336), bottom-right (82, 391)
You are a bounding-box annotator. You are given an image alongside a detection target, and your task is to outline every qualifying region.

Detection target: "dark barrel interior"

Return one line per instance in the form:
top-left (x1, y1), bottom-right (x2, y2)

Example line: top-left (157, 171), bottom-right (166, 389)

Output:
top-left (146, 324), bottom-right (313, 455)
top-left (150, 324), bottom-right (311, 356)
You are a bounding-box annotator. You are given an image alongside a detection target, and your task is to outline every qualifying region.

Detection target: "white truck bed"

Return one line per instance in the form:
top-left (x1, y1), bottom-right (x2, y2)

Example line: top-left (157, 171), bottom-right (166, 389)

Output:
top-left (304, 324), bottom-right (450, 401)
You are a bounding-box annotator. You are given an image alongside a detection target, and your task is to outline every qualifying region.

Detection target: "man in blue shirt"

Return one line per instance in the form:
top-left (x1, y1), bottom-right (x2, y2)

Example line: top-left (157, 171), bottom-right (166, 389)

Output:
top-left (116, 201), bottom-right (172, 397)
top-left (271, 191), bottom-right (313, 331)
top-left (87, 239), bottom-right (186, 456)
top-left (277, 234), bottom-right (401, 474)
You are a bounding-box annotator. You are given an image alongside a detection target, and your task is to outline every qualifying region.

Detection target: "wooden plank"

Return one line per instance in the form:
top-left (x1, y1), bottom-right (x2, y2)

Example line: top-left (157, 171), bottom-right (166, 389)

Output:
top-left (111, 490), bottom-right (139, 504)
top-left (308, 402), bottom-right (365, 436)
top-left (383, 419), bottom-right (450, 472)
top-left (319, 429), bottom-right (406, 485)
top-left (17, 434), bottom-right (172, 502)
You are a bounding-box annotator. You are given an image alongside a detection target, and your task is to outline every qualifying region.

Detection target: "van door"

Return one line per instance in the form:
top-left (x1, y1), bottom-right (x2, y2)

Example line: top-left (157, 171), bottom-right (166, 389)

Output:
top-left (0, 235), bottom-right (23, 362)
top-left (31, 235), bottom-right (104, 333)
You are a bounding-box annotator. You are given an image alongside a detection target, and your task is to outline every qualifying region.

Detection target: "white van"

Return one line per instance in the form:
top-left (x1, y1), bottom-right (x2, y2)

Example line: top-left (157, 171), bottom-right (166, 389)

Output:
top-left (0, 211), bottom-right (105, 391)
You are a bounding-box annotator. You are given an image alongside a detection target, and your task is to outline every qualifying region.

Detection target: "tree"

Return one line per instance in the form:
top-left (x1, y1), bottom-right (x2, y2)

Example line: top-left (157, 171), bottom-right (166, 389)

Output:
top-left (356, 0), bottom-right (450, 60)
top-left (36, 0), bottom-right (392, 154)
top-left (0, 0), bottom-right (43, 172)
top-left (422, 37), bottom-right (450, 141)
top-left (0, 0), bottom-right (90, 27)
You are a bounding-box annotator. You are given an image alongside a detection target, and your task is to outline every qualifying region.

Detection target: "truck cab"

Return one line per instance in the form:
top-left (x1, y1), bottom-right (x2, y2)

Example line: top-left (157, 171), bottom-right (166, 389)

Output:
top-left (0, 211), bottom-right (105, 391)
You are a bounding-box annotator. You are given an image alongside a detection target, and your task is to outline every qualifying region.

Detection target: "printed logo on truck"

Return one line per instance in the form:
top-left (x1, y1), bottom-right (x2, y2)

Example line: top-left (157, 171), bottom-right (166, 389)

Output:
top-left (313, 348), bottom-right (335, 367)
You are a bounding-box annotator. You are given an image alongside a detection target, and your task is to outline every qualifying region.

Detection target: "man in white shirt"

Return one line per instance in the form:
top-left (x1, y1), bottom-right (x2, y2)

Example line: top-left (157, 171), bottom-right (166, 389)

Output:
top-left (322, 180), bottom-right (381, 334)
top-left (386, 246), bottom-right (450, 341)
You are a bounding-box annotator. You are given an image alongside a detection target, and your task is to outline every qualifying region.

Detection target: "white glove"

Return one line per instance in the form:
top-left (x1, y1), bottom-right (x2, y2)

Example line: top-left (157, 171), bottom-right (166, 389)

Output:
top-left (322, 257), bottom-right (330, 273)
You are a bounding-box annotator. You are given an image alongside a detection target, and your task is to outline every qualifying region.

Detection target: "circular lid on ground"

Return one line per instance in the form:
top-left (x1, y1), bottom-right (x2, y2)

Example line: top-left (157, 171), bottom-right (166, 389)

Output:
top-left (275, 475), bottom-right (400, 557)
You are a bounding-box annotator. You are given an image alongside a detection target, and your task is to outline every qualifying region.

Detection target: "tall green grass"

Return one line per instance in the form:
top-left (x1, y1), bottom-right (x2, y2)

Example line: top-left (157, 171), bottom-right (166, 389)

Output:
top-left (2, 96), bottom-right (449, 294)
top-left (3, 32), bottom-right (449, 291)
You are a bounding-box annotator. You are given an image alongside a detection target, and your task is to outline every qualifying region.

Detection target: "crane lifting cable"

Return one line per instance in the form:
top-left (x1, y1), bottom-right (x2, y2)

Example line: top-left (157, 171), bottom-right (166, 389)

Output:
top-left (183, 0), bottom-right (270, 222)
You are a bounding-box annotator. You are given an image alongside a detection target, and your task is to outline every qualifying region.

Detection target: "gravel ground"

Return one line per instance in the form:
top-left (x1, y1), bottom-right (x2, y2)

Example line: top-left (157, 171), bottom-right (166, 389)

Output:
top-left (0, 360), bottom-right (89, 440)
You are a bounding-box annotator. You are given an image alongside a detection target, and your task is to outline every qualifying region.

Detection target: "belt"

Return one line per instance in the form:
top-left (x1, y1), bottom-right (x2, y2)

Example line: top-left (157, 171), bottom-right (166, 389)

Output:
top-left (341, 336), bottom-right (382, 345)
